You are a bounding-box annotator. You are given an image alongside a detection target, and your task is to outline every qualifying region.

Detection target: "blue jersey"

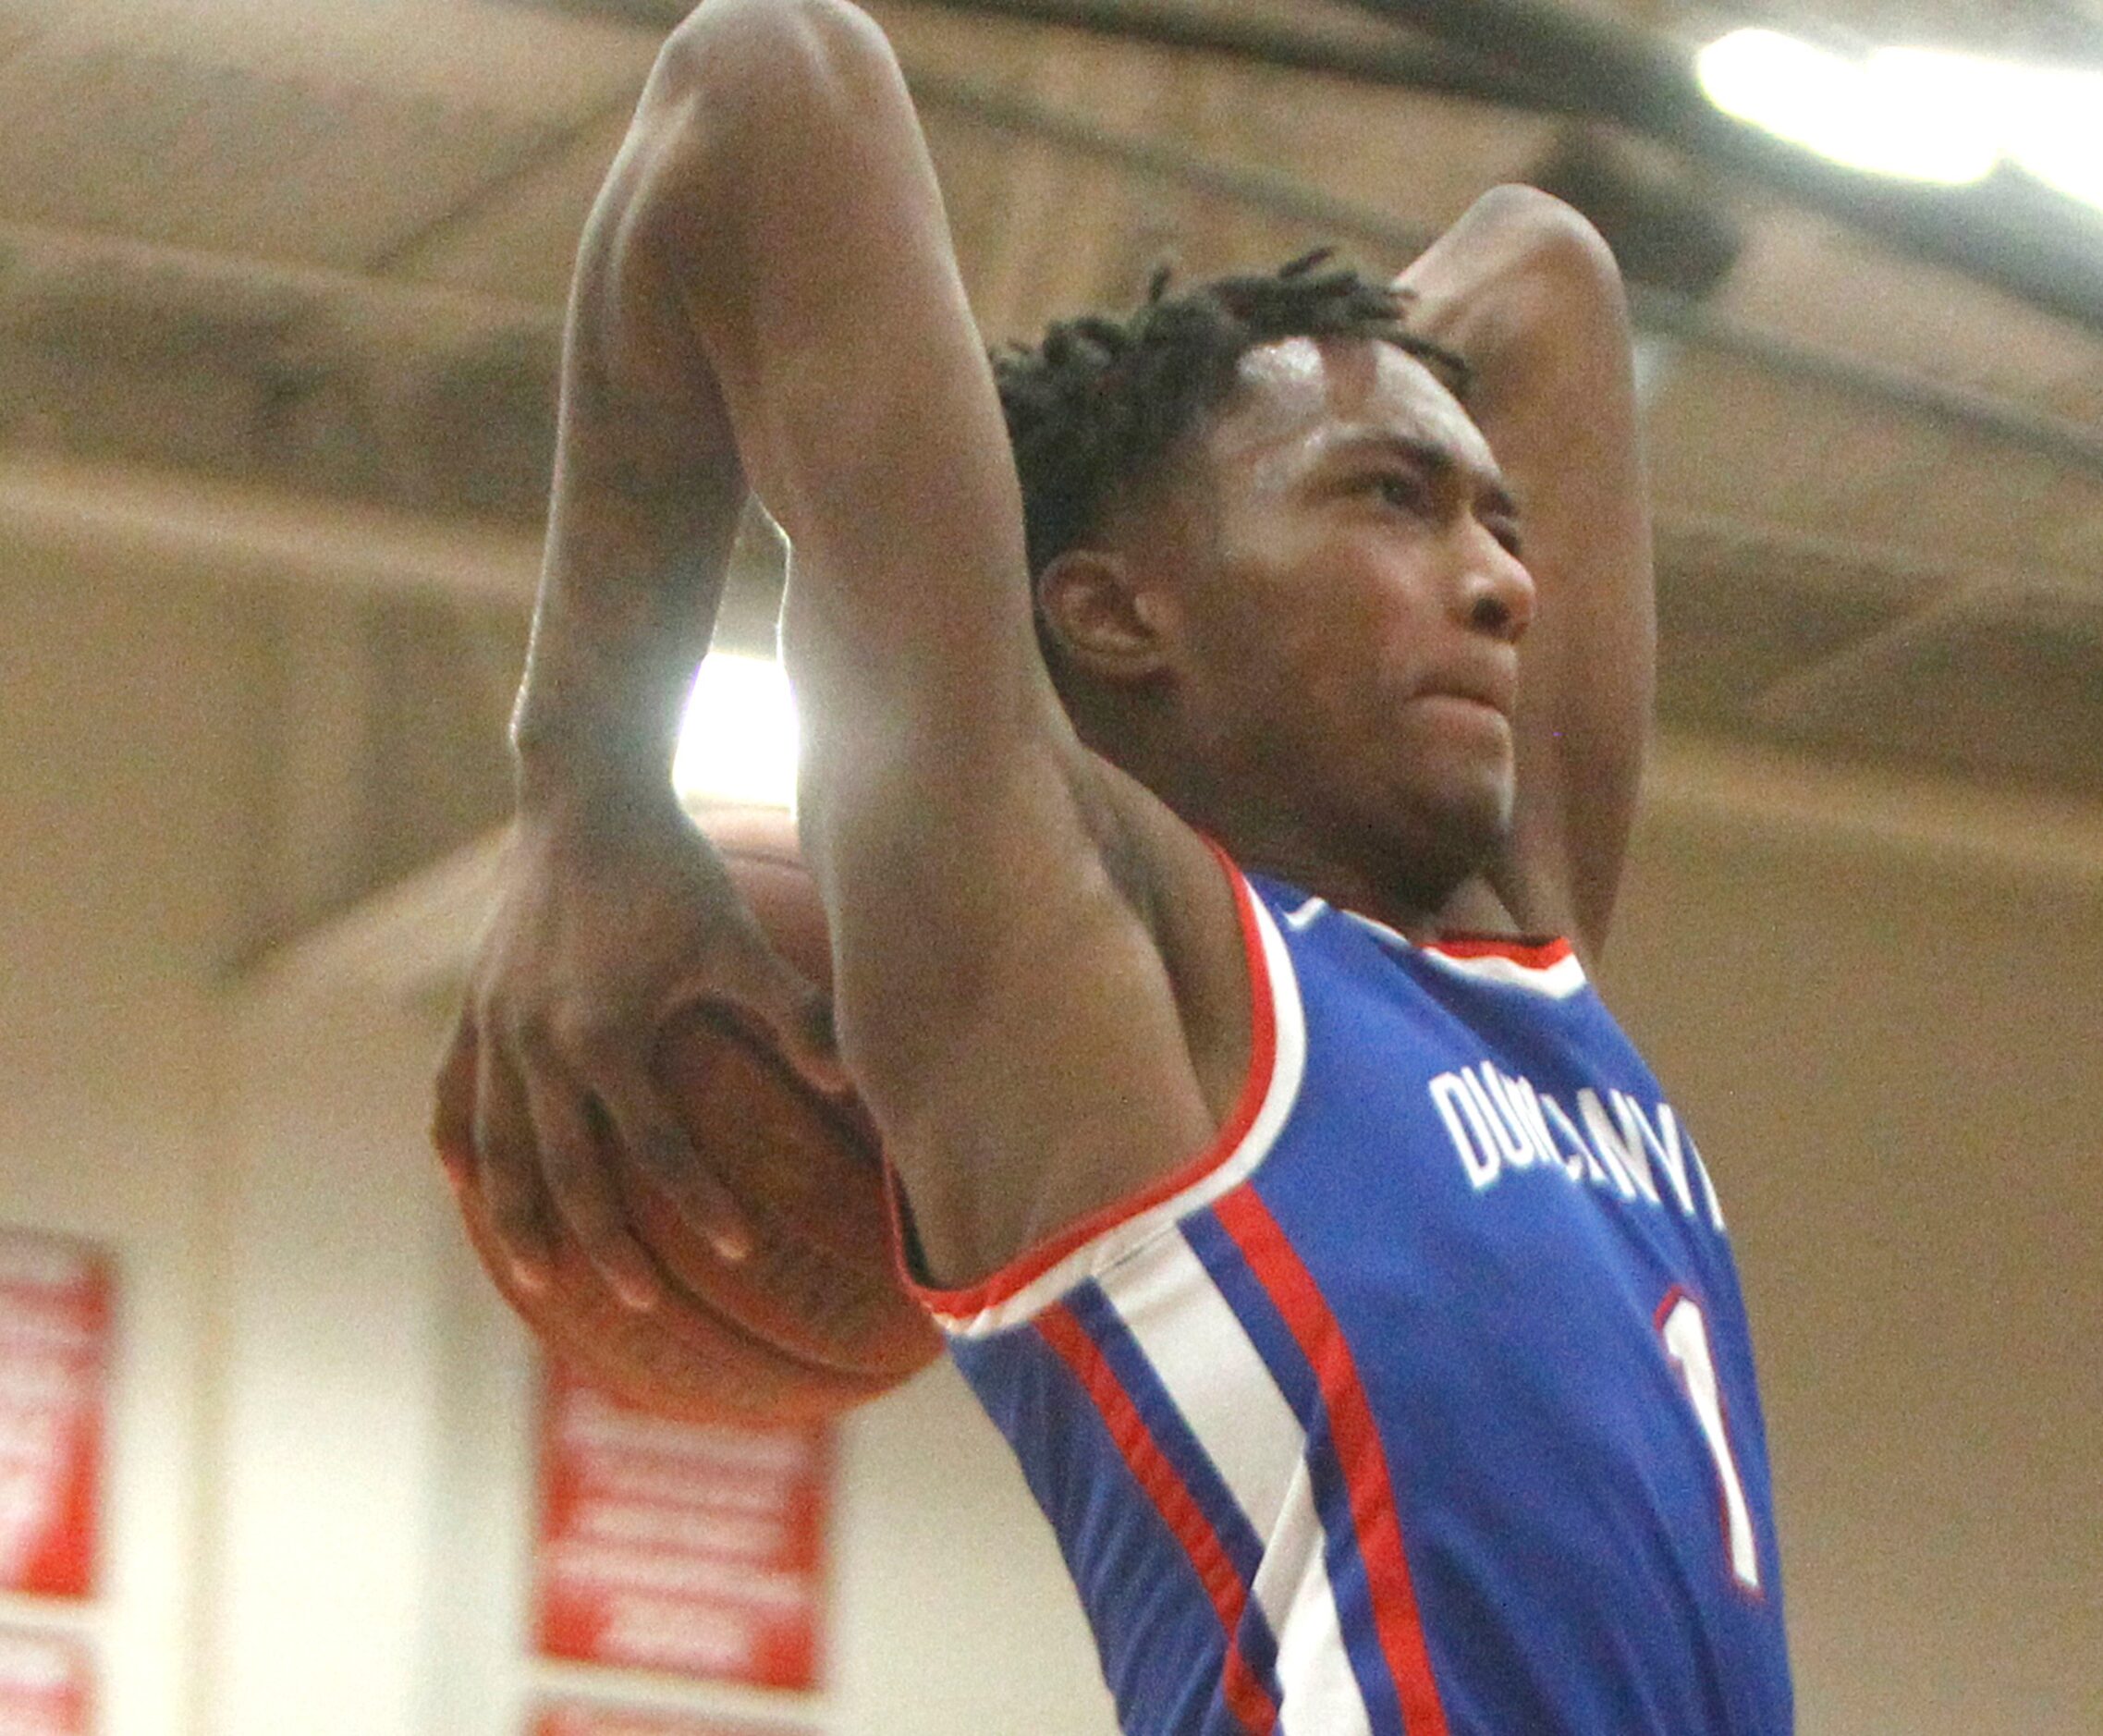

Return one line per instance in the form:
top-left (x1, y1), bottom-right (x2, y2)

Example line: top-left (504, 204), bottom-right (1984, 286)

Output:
top-left (901, 861), bottom-right (1793, 1735)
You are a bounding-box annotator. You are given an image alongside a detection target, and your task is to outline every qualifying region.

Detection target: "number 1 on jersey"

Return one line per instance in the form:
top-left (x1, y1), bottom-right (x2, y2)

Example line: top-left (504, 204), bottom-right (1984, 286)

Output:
top-left (1657, 1289), bottom-right (1761, 1594)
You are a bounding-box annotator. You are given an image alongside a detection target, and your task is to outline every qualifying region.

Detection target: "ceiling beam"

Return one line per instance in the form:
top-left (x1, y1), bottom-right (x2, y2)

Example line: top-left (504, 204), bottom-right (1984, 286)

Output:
top-left (0, 450), bottom-right (544, 605)
top-left (886, 0), bottom-right (1576, 110)
top-left (257, 730), bottom-right (2103, 1001)
top-left (905, 67), bottom-right (2103, 476)
top-left (0, 218), bottom-right (560, 525)
top-left (1335, 0), bottom-right (2103, 336)
top-left (1642, 735), bottom-right (2103, 887)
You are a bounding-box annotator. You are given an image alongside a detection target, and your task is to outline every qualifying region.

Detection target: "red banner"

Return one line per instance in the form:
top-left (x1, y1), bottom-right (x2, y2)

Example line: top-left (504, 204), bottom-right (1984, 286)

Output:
top-left (534, 1364), bottom-right (828, 1691)
top-left (0, 1231), bottom-right (110, 1599)
top-left (531, 1703), bottom-right (803, 1736)
top-left (0, 1628), bottom-right (93, 1735)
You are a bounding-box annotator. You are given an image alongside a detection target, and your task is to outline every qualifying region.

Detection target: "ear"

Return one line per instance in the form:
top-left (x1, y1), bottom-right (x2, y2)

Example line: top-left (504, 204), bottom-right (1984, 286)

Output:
top-left (1036, 546), bottom-right (1174, 685)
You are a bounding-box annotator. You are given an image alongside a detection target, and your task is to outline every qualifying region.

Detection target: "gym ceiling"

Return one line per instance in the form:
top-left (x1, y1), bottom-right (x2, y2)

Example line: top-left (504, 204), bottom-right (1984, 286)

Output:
top-left (4, 0), bottom-right (2100, 949)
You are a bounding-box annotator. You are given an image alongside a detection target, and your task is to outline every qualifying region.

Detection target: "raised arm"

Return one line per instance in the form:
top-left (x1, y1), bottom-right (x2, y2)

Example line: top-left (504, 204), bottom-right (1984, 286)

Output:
top-left (656, 0), bottom-right (1236, 1282)
top-left (434, 3), bottom-right (910, 1305)
top-left (442, 0), bottom-right (1232, 1295)
top-left (1398, 188), bottom-right (1655, 962)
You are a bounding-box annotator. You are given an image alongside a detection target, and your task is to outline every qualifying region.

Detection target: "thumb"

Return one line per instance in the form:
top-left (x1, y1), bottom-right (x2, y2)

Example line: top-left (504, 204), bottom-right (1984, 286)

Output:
top-left (690, 942), bottom-right (852, 1099)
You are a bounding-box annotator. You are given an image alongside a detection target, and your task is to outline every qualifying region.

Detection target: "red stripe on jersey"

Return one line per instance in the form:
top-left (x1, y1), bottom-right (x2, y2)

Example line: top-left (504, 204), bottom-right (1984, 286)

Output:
top-left (1037, 1302), bottom-right (1278, 1736)
top-left (903, 847), bottom-right (1277, 1320)
top-left (1424, 934), bottom-right (1573, 970)
top-left (1212, 1188), bottom-right (1451, 1736)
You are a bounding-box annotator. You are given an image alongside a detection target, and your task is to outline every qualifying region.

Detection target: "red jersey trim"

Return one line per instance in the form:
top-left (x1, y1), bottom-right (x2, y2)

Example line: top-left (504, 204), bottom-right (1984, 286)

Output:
top-left (1423, 934), bottom-right (1573, 970)
top-left (889, 843), bottom-right (1285, 1330)
top-left (1037, 1302), bottom-right (1279, 1735)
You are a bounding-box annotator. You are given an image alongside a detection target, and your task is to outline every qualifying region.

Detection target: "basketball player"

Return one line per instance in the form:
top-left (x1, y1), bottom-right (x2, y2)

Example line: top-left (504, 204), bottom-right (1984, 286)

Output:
top-left (437, 0), bottom-right (1792, 1727)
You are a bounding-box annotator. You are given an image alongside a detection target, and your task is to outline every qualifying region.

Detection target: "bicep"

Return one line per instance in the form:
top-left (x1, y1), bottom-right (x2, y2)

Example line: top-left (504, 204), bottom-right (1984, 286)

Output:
top-left (641, 1), bottom-right (1217, 1273)
top-left (647, 0), bottom-right (1031, 679)
top-left (1400, 188), bottom-right (1655, 961)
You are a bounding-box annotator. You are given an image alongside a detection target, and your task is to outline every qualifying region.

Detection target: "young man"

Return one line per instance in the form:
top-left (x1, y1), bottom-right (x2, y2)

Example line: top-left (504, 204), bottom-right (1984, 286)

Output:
top-left (438, 0), bottom-right (1793, 1728)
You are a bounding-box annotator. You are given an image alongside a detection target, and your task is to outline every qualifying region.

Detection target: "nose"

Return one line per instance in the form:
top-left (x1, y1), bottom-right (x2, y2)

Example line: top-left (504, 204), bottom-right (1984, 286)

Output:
top-left (1460, 530), bottom-right (1536, 645)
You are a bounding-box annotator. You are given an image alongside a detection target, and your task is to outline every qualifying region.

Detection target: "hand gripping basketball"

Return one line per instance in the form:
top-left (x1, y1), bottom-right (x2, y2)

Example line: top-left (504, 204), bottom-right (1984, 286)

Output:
top-left (432, 799), bottom-right (939, 1422)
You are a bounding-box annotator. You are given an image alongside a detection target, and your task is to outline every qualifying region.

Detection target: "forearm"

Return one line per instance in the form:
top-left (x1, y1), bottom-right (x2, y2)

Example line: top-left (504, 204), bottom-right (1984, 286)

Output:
top-left (510, 54), bottom-right (753, 817)
top-left (1397, 188), bottom-right (1649, 622)
top-left (1397, 186), bottom-right (1656, 952)
top-left (520, 0), bottom-right (1027, 813)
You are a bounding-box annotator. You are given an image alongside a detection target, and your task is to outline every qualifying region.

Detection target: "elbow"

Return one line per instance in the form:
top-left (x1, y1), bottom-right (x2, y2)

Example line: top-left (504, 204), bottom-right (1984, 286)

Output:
top-left (1473, 184), bottom-right (1627, 299)
top-left (1459, 184), bottom-right (1634, 351)
top-left (651, 0), bottom-right (897, 128)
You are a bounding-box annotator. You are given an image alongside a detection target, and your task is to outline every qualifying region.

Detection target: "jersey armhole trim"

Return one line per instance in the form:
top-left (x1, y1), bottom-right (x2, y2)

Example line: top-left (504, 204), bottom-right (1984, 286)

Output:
top-left (891, 845), bottom-right (1306, 1340)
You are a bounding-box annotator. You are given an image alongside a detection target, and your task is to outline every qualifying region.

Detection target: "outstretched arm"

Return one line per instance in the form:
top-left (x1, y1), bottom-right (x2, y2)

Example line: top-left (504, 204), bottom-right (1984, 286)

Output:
top-left (1400, 188), bottom-right (1655, 962)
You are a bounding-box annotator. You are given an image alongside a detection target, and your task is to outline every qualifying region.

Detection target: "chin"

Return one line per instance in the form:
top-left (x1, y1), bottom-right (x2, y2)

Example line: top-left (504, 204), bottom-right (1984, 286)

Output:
top-left (1396, 773), bottom-right (1513, 897)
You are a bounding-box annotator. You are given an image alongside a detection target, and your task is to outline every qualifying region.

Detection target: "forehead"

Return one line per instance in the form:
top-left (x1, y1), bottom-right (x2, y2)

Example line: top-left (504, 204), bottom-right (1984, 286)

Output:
top-left (1204, 336), bottom-right (1497, 483)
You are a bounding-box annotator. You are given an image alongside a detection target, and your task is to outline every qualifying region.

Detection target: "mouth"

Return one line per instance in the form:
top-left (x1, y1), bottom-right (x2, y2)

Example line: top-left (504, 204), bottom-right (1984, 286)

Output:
top-left (1414, 665), bottom-right (1517, 722)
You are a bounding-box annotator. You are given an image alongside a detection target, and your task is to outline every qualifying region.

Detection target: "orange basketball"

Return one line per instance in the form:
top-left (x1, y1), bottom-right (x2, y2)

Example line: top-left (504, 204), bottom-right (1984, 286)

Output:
top-left (442, 803), bottom-right (941, 1424)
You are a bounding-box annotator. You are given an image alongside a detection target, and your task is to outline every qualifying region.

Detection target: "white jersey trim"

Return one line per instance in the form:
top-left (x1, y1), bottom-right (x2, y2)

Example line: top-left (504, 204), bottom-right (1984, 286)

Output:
top-left (1340, 910), bottom-right (1589, 1000)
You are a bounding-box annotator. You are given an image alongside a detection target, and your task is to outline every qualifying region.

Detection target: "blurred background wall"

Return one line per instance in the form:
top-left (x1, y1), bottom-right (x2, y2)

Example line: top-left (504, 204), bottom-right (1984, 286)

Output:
top-left (2, 0), bottom-right (2100, 1731)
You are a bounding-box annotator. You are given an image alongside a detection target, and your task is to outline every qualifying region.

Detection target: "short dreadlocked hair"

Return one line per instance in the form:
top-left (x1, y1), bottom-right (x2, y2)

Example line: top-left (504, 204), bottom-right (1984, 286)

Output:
top-left (992, 249), bottom-right (1471, 584)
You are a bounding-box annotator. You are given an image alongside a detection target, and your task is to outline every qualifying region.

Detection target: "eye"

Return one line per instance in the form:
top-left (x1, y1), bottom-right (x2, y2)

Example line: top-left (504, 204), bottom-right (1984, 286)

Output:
top-left (1363, 470), bottom-right (1427, 513)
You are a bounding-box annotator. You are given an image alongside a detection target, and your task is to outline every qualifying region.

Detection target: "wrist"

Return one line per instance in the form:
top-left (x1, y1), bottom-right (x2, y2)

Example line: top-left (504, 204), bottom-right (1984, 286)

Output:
top-left (510, 709), bottom-right (685, 824)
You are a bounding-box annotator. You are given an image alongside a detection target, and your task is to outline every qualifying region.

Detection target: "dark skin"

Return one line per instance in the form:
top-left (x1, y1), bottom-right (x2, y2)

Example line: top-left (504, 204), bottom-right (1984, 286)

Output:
top-left (1046, 338), bottom-right (1535, 928)
top-left (434, 0), bottom-right (1652, 1297)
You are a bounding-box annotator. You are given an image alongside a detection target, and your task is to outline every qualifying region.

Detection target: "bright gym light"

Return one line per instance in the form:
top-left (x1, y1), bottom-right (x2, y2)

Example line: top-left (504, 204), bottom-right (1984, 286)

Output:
top-left (1694, 30), bottom-right (1999, 185)
top-left (673, 652), bottom-right (800, 810)
top-left (1698, 29), bottom-right (2103, 210)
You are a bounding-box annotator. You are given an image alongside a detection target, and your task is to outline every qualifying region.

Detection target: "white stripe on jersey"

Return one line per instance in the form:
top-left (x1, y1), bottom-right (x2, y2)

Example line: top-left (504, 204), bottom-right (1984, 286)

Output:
top-left (1112, 1230), bottom-right (1300, 1542)
top-left (935, 895), bottom-right (1308, 1339)
top-left (1262, 1468), bottom-right (1376, 1736)
top-left (1102, 1226), bottom-right (1376, 1734)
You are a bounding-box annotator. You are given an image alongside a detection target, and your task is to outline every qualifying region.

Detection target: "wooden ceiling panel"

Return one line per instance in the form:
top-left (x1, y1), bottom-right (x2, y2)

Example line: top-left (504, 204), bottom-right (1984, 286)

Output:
top-left (1645, 354), bottom-right (1951, 548)
top-left (387, 112), bottom-right (629, 301)
top-left (0, 41), bottom-right (571, 269)
top-left (1759, 591), bottom-right (2103, 797)
top-left (0, 0), bottom-right (655, 274)
top-left (1718, 208), bottom-right (2103, 423)
top-left (874, 0), bottom-right (1559, 244)
top-left (1653, 523), bottom-right (1929, 732)
top-left (0, 0), bottom-right (55, 56)
top-left (1641, 348), bottom-right (2103, 594)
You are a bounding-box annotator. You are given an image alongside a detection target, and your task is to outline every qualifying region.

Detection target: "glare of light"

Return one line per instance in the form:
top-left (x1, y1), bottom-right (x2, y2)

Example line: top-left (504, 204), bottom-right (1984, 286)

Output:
top-left (1695, 29), bottom-right (1999, 185)
top-left (672, 652), bottom-right (800, 810)
top-left (1986, 60), bottom-right (2103, 210)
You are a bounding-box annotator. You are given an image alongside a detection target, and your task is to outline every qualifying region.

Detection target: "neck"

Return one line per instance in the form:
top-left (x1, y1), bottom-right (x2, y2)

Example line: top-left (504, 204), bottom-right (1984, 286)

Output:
top-left (1210, 813), bottom-right (1478, 939)
top-left (1098, 735), bottom-right (1473, 940)
top-left (1072, 688), bottom-right (1515, 939)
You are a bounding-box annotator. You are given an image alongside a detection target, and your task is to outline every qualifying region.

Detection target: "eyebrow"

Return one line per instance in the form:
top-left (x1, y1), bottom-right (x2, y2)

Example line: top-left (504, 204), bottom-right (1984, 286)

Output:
top-left (1320, 429), bottom-right (1521, 520)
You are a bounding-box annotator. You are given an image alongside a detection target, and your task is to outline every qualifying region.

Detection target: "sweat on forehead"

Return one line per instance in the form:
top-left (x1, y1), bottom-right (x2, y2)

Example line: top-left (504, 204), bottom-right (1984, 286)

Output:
top-left (1212, 336), bottom-right (1490, 469)
top-left (991, 252), bottom-right (1470, 579)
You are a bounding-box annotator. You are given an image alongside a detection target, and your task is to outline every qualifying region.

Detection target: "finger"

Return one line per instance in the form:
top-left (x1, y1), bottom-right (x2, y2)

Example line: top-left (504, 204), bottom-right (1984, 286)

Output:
top-left (517, 1040), bottom-right (662, 1314)
top-left (699, 942), bottom-right (852, 1098)
top-left (474, 1028), bottom-right (556, 1294)
top-left (592, 1069), bottom-right (754, 1264)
